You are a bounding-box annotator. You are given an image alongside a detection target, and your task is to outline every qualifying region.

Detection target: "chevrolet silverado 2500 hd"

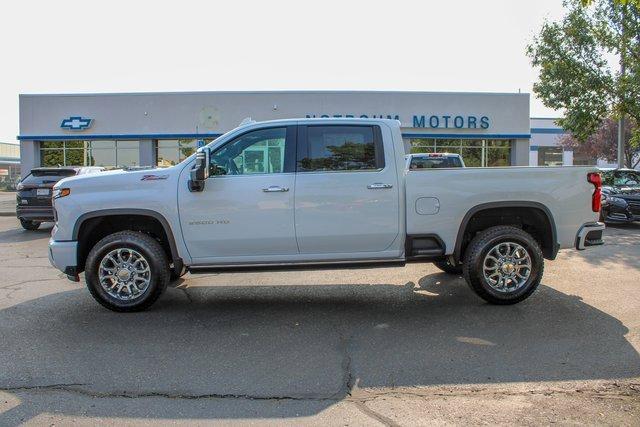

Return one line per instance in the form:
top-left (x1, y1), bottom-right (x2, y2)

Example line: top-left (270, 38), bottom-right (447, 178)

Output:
top-left (48, 118), bottom-right (605, 311)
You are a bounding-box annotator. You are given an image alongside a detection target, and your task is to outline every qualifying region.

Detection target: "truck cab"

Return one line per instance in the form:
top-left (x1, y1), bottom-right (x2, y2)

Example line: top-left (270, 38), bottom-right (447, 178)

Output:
top-left (48, 118), bottom-right (605, 312)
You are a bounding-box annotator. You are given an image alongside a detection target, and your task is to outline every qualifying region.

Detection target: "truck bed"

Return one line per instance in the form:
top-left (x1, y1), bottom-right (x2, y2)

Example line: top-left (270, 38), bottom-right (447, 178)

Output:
top-left (405, 166), bottom-right (599, 255)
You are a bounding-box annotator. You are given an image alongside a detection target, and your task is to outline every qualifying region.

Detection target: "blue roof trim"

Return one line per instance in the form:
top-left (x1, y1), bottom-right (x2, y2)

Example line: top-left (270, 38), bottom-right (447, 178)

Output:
top-left (401, 133), bottom-right (530, 139)
top-left (530, 128), bottom-right (566, 134)
top-left (20, 132), bottom-right (531, 141)
top-left (17, 133), bottom-right (224, 141)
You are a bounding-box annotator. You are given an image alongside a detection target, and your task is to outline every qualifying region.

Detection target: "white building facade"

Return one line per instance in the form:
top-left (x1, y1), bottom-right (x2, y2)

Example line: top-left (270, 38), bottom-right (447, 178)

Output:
top-left (529, 117), bottom-right (617, 168)
top-left (18, 91), bottom-right (533, 177)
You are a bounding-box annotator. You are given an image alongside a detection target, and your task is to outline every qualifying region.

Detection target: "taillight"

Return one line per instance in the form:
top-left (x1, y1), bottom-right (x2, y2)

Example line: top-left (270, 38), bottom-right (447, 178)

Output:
top-left (587, 172), bottom-right (602, 213)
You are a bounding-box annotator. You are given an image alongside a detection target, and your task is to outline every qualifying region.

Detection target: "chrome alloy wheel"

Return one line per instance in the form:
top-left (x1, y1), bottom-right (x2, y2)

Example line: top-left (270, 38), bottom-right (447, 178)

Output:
top-left (482, 242), bottom-right (532, 293)
top-left (98, 248), bottom-right (151, 301)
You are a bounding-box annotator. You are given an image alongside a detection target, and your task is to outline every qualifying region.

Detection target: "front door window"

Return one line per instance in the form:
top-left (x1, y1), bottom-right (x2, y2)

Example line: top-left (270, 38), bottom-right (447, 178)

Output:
top-left (210, 128), bottom-right (287, 175)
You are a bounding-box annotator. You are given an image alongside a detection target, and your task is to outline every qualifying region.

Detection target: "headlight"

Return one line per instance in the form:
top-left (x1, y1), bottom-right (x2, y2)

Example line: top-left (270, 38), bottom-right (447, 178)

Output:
top-left (16, 182), bottom-right (24, 191)
top-left (52, 187), bottom-right (71, 199)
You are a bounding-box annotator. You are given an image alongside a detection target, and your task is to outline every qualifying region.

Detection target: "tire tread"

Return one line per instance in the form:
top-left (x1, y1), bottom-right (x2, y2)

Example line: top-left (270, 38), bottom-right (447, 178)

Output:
top-left (85, 231), bottom-right (170, 312)
top-left (463, 225), bottom-right (544, 305)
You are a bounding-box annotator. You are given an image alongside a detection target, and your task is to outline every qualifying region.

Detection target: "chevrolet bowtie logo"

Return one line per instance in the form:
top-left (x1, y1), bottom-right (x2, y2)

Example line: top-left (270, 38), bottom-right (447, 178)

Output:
top-left (60, 116), bottom-right (93, 130)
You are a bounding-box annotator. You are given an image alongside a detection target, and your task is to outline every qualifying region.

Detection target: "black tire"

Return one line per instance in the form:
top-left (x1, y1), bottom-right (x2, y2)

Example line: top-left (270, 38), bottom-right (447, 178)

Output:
top-left (20, 219), bottom-right (41, 231)
top-left (433, 259), bottom-right (463, 275)
top-left (463, 225), bottom-right (544, 305)
top-left (85, 231), bottom-right (170, 312)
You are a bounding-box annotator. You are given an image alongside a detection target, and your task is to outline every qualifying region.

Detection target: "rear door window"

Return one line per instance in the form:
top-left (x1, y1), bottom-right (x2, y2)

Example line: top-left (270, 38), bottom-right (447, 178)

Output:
top-left (297, 125), bottom-right (384, 172)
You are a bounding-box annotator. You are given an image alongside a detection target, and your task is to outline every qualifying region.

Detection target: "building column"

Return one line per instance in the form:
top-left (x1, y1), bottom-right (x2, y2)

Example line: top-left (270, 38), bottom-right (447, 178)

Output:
top-left (511, 138), bottom-right (530, 166)
top-left (529, 146), bottom-right (538, 166)
top-left (139, 140), bottom-right (155, 167)
top-left (562, 149), bottom-right (573, 166)
top-left (19, 140), bottom-right (40, 178)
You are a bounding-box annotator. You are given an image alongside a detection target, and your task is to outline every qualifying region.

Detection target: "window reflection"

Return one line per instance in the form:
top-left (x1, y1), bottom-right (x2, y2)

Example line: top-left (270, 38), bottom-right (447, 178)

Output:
top-left (409, 138), bottom-right (512, 167)
top-left (40, 140), bottom-right (140, 168)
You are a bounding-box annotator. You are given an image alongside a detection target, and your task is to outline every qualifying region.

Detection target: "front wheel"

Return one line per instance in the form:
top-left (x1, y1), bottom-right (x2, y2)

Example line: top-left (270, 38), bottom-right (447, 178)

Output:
top-left (85, 231), bottom-right (170, 312)
top-left (463, 226), bottom-right (544, 305)
top-left (20, 218), bottom-right (41, 230)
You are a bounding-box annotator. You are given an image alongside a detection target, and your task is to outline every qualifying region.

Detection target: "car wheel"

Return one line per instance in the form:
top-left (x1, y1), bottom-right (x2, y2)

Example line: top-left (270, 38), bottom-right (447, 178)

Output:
top-left (463, 225), bottom-right (544, 305)
top-left (85, 231), bottom-right (170, 312)
top-left (433, 259), bottom-right (463, 275)
top-left (20, 219), bottom-right (41, 230)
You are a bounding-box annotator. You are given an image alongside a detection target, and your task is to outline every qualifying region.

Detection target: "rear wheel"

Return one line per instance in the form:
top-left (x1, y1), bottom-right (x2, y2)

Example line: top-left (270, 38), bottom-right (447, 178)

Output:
top-left (433, 259), bottom-right (463, 275)
top-left (85, 231), bottom-right (170, 312)
top-left (463, 226), bottom-right (543, 305)
top-left (19, 219), bottom-right (41, 231)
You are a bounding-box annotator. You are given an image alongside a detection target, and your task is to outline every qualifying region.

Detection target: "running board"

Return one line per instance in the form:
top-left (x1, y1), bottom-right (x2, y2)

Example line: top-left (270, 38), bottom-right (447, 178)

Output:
top-left (188, 259), bottom-right (406, 274)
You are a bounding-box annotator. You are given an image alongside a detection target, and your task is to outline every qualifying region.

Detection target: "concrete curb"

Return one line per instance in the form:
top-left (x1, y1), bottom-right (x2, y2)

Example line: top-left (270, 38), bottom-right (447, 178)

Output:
top-left (0, 212), bottom-right (15, 217)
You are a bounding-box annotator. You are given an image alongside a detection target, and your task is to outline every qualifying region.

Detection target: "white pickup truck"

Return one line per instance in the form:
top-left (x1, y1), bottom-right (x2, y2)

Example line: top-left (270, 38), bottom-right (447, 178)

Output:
top-left (48, 118), bottom-right (605, 312)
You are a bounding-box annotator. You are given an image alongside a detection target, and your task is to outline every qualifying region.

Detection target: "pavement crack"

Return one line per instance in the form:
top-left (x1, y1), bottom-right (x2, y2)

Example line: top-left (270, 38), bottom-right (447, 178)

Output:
top-left (352, 400), bottom-right (400, 427)
top-left (0, 384), bottom-right (340, 402)
top-left (333, 319), bottom-right (355, 399)
top-left (175, 285), bottom-right (194, 304)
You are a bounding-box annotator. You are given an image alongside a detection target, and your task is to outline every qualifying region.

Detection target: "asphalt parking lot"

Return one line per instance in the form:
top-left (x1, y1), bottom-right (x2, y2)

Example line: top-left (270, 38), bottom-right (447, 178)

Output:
top-left (0, 216), bottom-right (639, 425)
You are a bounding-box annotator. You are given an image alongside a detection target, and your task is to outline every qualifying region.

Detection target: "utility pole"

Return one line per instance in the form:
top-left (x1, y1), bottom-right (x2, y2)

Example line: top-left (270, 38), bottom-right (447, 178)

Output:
top-left (618, 2), bottom-right (627, 168)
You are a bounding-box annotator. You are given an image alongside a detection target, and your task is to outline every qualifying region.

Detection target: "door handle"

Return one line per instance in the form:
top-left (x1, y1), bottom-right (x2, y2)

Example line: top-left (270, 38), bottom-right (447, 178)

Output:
top-left (367, 183), bottom-right (393, 189)
top-left (262, 186), bottom-right (289, 192)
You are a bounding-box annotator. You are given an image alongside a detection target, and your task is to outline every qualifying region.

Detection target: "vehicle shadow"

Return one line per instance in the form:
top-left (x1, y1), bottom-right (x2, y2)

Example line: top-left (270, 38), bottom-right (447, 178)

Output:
top-left (0, 222), bottom-right (53, 243)
top-left (1, 274), bottom-right (638, 424)
top-left (562, 222), bottom-right (640, 271)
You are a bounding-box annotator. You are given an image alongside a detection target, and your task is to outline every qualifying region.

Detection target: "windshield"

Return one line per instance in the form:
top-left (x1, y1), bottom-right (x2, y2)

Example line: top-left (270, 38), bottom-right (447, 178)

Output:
top-left (409, 156), bottom-right (463, 169)
top-left (602, 170), bottom-right (640, 187)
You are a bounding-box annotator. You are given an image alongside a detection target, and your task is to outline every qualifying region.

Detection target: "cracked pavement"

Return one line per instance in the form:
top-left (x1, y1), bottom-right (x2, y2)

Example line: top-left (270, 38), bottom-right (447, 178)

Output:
top-left (0, 217), bottom-right (639, 425)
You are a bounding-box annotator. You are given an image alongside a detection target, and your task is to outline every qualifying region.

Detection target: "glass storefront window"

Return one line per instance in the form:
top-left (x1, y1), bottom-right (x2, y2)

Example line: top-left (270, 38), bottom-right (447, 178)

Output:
top-left (573, 146), bottom-right (597, 166)
top-left (409, 138), bottom-right (512, 167)
top-left (155, 139), bottom-right (214, 167)
top-left (40, 140), bottom-right (140, 168)
top-left (538, 146), bottom-right (563, 166)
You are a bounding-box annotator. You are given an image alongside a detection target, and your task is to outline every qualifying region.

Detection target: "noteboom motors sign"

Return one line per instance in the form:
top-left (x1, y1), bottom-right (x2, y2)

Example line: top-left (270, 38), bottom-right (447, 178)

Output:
top-left (305, 113), bottom-right (490, 129)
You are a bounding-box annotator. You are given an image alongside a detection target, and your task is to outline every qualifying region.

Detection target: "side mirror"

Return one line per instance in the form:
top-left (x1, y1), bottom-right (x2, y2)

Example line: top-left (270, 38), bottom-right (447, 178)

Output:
top-left (188, 147), bottom-right (210, 192)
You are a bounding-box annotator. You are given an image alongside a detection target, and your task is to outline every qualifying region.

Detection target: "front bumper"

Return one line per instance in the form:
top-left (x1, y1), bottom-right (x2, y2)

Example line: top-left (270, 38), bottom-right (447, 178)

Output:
top-left (602, 200), bottom-right (640, 223)
top-left (575, 222), bottom-right (605, 250)
top-left (48, 239), bottom-right (78, 276)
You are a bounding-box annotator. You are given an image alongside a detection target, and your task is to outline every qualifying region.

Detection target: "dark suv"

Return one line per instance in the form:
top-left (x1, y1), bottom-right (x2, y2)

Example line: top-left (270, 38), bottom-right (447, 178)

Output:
top-left (600, 168), bottom-right (640, 223)
top-left (16, 167), bottom-right (104, 230)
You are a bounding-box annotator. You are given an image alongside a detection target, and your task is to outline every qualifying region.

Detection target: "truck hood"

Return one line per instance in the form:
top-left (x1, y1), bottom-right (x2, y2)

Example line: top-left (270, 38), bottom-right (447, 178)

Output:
top-left (54, 166), bottom-right (179, 189)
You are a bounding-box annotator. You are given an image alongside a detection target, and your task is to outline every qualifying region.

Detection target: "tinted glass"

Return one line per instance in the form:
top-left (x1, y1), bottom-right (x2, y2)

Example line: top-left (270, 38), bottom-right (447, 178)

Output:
top-left (299, 126), bottom-right (380, 172)
top-left (210, 128), bottom-right (286, 175)
top-left (409, 156), bottom-right (463, 169)
top-left (21, 170), bottom-right (76, 186)
top-left (601, 171), bottom-right (614, 186)
top-left (614, 170), bottom-right (640, 186)
top-left (538, 147), bottom-right (563, 166)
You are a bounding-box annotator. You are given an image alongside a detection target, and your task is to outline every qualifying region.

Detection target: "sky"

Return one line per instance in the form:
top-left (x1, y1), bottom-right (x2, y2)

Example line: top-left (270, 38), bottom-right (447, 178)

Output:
top-left (0, 0), bottom-right (566, 143)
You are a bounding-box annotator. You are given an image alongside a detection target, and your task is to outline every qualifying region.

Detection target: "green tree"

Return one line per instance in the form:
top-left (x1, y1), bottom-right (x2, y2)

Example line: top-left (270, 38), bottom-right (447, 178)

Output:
top-left (527, 0), bottom-right (640, 166)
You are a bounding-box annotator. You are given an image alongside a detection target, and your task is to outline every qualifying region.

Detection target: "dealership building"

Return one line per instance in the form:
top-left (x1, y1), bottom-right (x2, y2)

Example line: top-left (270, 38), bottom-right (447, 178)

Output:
top-left (17, 90), bottom-right (611, 177)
